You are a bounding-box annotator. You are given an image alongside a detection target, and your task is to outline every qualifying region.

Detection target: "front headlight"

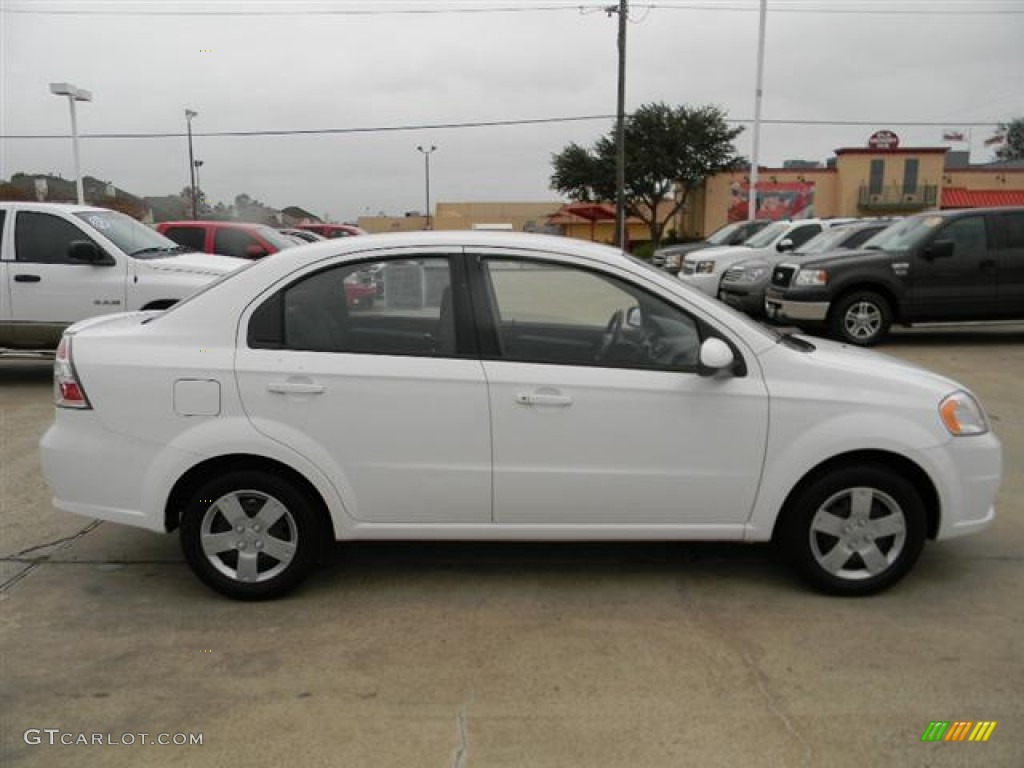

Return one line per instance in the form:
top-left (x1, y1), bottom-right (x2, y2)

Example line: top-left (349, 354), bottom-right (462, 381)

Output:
top-left (939, 391), bottom-right (989, 436)
top-left (665, 254), bottom-right (681, 269)
top-left (695, 260), bottom-right (715, 274)
top-left (794, 268), bottom-right (828, 287)
top-left (743, 265), bottom-right (770, 281)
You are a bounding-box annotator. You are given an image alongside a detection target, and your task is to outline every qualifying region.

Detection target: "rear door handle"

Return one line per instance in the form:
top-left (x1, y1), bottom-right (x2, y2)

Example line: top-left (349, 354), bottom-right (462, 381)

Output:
top-left (516, 390), bottom-right (573, 407)
top-left (267, 380), bottom-right (325, 395)
top-left (14, 274), bottom-right (41, 283)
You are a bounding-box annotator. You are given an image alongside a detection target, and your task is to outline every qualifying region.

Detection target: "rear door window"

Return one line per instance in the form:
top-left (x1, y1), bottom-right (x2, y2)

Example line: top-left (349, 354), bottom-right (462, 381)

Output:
top-left (214, 228), bottom-right (263, 259)
top-left (162, 226), bottom-right (206, 252)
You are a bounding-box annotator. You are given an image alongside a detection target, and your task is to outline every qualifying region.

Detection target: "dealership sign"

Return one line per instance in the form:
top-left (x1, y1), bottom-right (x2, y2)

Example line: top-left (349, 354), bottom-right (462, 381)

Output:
top-left (868, 130), bottom-right (900, 149)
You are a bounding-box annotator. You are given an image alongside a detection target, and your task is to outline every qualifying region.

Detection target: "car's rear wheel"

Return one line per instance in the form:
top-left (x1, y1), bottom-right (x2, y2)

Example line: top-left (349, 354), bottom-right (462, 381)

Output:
top-left (778, 465), bottom-right (926, 596)
top-left (180, 470), bottom-right (319, 600)
top-left (829, 291), bottom-right (892, 346)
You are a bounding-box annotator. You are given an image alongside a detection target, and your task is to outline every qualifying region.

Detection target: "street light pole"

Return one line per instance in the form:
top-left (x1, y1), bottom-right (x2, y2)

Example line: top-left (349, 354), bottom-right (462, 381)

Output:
top-left (193, 160), bottom-right (204, 215)
top-left (49, 82), bottom-right (92, 205)
top-left (748, 0), bottom-right (768, 222)
top-left (185, 109), bottom-right (198, 219)
top-left (416, 145), bottom-right (437, 230)
top-left (614, 0), bottom-right (628, 249)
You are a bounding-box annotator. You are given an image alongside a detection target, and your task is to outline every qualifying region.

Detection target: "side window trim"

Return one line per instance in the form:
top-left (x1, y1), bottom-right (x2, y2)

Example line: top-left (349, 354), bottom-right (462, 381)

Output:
top-left (466, 250), bottom-right (717, 374)
top-left (247, 252), bottom-right (472, 359)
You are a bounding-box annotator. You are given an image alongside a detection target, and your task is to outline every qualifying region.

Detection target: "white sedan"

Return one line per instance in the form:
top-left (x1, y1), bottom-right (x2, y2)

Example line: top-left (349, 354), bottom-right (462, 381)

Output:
top-left (40, 232), bottom-right (1002, 599)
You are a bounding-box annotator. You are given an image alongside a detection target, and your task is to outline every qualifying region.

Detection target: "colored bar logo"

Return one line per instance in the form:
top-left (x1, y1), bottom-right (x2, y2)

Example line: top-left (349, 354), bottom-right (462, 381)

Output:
top-left (921, 721), bottom-right (996, 742)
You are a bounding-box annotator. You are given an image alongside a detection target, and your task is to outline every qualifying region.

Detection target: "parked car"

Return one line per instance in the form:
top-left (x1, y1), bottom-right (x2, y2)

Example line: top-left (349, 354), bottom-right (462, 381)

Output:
top-left (718, 219), bottom-right (897, 317)
top-left (679, 219), bottom-right (852, 297)
top-left (298, 223), bottom-right (366, 239)
top-left (157, 220), bottom-right (375, 307)
top-left (653, 219), bottom-right (772, 273)
top-left (157, 220), bottom-right (299, 260)
top-left (764, 207), bottom-right (1024, 345)
top-left (0, 203), bottom-right (242, 350)
top-left (279, 228), bottom-right (326, 244)
top-left (41, 231), bottom-right (1001, 600)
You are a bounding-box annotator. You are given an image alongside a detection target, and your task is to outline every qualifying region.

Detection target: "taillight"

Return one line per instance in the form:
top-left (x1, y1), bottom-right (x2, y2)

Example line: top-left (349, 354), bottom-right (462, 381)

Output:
top-left (54, 336), bottom-right (91, 409)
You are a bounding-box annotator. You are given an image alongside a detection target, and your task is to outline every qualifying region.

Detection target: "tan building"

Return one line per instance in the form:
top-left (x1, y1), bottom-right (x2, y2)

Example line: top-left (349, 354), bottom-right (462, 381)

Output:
top-left (359, 200), bottom-right (673, 248)
top-left (681, 132), bottom-right (1024, 238)
top-left (358, 133), bottom-right (1024, 246)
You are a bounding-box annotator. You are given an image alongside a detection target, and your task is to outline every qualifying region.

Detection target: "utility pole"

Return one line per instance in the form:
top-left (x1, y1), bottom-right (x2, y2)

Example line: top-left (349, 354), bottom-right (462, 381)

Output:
top-left (613, 0), bottom-right (628, 249)
top-left (748, 0), bottom-right (767, 221)
top-left (185, 109), bottom-right (199, 220)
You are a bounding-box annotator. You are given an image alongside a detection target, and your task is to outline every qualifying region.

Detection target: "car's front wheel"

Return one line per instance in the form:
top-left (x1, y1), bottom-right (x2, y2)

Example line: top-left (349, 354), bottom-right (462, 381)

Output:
top-left (829, 290), bottom-right (892, 346)
top-left (778, 465), bottom-right (927, 596)
top-left (180, 470), bottom-right (320, 600)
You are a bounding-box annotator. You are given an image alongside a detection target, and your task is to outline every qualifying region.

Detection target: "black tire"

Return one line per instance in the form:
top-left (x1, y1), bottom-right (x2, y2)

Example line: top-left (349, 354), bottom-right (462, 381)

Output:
top-left (180, 470), bottom-right (320, 600)
top-left (777, 465), bottom-right (927, 596)
top-left (829, 290), bottom-right (892, 346)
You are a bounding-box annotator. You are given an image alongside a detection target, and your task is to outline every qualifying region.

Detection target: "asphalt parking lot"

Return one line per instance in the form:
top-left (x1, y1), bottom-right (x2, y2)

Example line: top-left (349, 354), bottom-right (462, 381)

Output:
top-left (2, 326), bottom-right (1022, 767)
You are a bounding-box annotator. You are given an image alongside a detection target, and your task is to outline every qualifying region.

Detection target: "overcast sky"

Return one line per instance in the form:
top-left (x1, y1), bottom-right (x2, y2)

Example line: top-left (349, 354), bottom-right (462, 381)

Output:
top-left (1, 1), bottom-right (1021, 222)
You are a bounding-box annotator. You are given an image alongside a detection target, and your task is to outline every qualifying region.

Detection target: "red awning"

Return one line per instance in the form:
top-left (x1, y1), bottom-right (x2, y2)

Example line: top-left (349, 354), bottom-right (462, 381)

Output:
top-left (941, 187), bottom-right (1024, 208)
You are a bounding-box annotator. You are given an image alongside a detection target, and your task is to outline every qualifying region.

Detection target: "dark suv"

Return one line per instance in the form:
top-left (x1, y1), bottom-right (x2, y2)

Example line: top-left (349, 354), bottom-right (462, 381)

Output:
top-left (764, 207), bottom-right (1024, 345)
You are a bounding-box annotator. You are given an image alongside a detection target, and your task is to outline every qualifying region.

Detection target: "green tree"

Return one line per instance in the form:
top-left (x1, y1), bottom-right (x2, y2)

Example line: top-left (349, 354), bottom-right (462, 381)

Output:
top-left (550, 103), bottom-right (744, 247)
top-left (995, 117), bottom-right (1024, 161)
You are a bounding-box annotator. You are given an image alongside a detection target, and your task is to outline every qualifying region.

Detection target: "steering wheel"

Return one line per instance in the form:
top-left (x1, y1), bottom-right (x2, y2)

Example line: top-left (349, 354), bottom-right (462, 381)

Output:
top-left (595, 309), bottom-right (624, 361)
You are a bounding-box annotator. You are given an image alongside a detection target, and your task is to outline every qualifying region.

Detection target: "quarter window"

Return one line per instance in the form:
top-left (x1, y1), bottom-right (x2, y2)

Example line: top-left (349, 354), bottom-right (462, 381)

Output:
top-left (996, 212), bottom-right (1024, 249)
top-left (15, 211), bottom-right (101, 264)
top-left (481, 259), bottom-right (702, 370)
top-left (249, 257), bottom-right (457, 357)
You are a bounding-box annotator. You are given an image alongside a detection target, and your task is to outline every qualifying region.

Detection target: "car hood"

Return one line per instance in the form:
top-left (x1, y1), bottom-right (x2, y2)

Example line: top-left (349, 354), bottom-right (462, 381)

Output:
top-left (795, 247), bottom-right (892, 269)
top-left (684, 244), bottom-right (766, 263)
top-left (769, 334), bottom-right (961, 400)
top-left (138, 252), bottom-right (246, 277)
top-left (656, 240), bottom-right (712, 257)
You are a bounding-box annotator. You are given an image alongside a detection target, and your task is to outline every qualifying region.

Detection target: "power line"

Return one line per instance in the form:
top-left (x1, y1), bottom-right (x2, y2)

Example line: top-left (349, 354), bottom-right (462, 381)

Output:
top-left (3, 1), bottom-right (1022, 15)
top-left (0, 115), bottom-right (1008, 141)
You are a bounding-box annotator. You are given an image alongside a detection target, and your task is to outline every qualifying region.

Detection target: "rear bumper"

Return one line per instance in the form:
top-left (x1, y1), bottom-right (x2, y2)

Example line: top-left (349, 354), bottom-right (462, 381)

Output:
top-left (40, 412), bottom-right (183, 533)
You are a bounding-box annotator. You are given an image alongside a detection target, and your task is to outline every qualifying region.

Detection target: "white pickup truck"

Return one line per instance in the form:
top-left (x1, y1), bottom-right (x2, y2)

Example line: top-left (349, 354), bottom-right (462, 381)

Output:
top-left (0, 202), bottom-right (243, 350)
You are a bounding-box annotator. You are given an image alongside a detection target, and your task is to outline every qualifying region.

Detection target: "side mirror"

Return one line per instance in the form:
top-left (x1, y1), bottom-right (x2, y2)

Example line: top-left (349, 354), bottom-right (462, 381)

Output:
top-left (67, 240), bottom-right (111, 265)
top-left (625, 306), bottom-right (643, 329)
top-left (922, 240), bottom-right (954, 260)
top-left (245, 243), bottom-right (269, 259)
top-left (776, 238), bottom-right (795, 253)
top-left (698, 337), bottom-right (735, 377)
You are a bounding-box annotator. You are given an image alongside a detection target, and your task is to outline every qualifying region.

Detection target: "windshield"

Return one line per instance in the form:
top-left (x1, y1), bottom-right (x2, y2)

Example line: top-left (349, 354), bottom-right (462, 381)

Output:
top-left (743, 221), bottom-right (790, 249)
top-left (705, 222), bottom-right (743, 245)
top-left (796, 226), bottom-right (856, 255)
top-left (74, 210), bottom-right (183, 258)
top-left (862, 215), bottom-right (939, 252)
top-left (254, 225), bottom-right (300, 251)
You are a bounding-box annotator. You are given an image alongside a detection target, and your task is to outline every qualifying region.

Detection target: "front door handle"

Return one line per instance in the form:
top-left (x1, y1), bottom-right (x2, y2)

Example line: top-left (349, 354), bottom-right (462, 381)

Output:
top-left (14, 274), bottom-right (41, 283)
top-left (516, 390), bottom-right (573, 407)
top-left (267, 380), bottom-right (325, 395)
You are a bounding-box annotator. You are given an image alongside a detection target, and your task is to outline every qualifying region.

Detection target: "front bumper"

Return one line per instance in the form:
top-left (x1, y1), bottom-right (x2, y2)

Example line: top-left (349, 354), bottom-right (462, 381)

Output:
top-left (678, 271), bottom-right (720, 296)
top-left (719, 281), bottom-right (768, 315)
top-left (922, 431), bottom-right (1002, 539)
top-left (764, 295), bottom-right (831, 322)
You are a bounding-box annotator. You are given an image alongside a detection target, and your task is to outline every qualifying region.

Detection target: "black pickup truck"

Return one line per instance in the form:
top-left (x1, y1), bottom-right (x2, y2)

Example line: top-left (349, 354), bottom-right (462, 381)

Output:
top-left (764, 207), bottom-right (1024, 345)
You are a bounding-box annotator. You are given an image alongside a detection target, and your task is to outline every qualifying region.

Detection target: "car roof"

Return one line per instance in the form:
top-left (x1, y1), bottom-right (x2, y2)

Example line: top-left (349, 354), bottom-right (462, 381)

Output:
top-left (159, 220), bottom-right (271, 230)
top-left (0, 201), bottom-right (112, 214)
